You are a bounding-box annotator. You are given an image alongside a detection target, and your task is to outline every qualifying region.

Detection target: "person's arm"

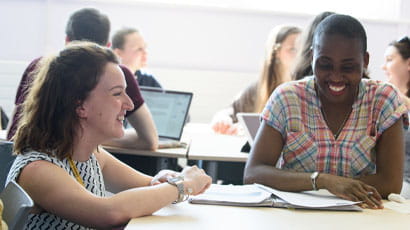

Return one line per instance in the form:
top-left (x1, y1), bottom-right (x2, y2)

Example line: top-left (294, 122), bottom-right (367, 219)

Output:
top-left (18, 153), bottom-right (211, 228)
top-left (96, 148), bottom-right (153, 193)
top-left (7, 58), bottom-right (41, 140)
top-left (244, 121), bottom-right (383, 209)
top-left (244, 121), bottom-right (314, 190)
top-left (102, 103), bottom-right (158, 150)
top-left (357, 118), bottom-right (404, 196)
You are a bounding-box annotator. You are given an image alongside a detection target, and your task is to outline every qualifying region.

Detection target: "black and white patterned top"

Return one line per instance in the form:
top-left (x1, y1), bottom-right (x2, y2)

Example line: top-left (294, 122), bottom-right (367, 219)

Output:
top-left (6, 151), bottom-right (106, 229)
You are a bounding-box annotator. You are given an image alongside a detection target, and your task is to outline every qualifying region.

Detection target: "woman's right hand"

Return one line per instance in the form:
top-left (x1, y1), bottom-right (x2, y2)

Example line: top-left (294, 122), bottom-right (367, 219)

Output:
top-left (211, 116), bottom-right (239, 135)
top-left (181, 166), bottom-right (212, 195)
top-left (319, 174), bottom-right (383, 209)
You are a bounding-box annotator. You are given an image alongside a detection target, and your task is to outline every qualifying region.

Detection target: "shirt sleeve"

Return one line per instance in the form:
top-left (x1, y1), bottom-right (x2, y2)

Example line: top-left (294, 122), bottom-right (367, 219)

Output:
top-left (373, 83), bottom-right (409, 137)
top-left (15, 58), bottom-right (41, 104)
top-left (8, 58), bottom-right (41, 140)
top-left (120, 65), bottom-right (144, 117)
top-left (261, 84), bottom-right (290, 137)
top-left (136, 70), bottom-right (163, 88)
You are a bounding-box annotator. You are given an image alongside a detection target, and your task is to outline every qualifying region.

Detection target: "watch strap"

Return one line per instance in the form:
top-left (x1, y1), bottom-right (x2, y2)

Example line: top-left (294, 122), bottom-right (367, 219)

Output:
top-left (167, 176), bottom-right (187, 203)
top-left (310, 171), bottom-right (319, 191)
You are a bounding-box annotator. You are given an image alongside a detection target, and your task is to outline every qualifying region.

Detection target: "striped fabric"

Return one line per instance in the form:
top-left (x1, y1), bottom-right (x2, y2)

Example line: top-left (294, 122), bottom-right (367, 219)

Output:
top-left (262, 76), bottom-right (409, 177)
top-left (6, 151), bottom-right (105, 229)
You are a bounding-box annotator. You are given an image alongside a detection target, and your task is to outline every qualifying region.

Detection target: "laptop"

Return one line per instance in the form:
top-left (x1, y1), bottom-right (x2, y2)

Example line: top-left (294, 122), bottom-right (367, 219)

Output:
top-left (237, 113), bottom-right (260, 146)
top-left (140, 86), bottom-right (193, 148)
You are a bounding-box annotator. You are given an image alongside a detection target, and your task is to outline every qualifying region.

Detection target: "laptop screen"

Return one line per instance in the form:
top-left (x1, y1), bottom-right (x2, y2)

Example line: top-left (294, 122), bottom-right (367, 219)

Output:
top-left (237, 113), bottom-right (260, 146)
top-left (140, 87), bottom-right (193, 140)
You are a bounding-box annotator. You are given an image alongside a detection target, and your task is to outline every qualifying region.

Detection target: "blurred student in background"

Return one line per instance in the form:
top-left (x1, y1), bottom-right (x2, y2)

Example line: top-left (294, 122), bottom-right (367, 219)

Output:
top-left (292, 11), bottom-right (335, 80)
top-left (112, 28), bottom-right (162, 88)
top-left (382, 36), bottom-right (410, 198)
top-left (211, 25), bottom-right (301, 135)
top-left (7, 8), bottom-right (158, 150)
top-left (382, 36), bottom-right (410, 109)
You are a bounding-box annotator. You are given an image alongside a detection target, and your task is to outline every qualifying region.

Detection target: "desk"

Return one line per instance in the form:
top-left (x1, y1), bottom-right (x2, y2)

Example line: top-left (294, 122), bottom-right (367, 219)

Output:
top-left (184, 123), bottom-right (248, 162)
top-left (103, 146), bottom-right (188, 159)
top-left (126, 201), bottom-right (410, 230)
top-left (183, 124), bottom-right (248, 184)
top-left (103, 145), bottom-right (188, 176)
top-left (103, 123), bottom-right (248, 162)
top-left (103, 123), bottom-right (248, 180)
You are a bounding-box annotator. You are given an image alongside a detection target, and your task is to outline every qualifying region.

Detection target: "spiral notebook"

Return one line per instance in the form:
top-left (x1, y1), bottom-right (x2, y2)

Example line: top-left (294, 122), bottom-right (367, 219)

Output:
top-left (189, 184), bottom-right (362, 211)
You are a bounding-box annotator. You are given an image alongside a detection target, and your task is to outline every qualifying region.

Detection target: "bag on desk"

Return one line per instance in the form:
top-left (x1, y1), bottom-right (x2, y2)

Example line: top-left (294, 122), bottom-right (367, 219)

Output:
top-left (189, 184), bottom-right (362, 211)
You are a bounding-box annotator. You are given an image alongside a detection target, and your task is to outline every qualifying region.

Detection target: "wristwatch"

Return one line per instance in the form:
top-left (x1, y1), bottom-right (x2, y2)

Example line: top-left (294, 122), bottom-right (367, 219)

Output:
top-left (167, 176), bottom-right (187, 203)
top-left (310, 171), bottom-right (319, 191)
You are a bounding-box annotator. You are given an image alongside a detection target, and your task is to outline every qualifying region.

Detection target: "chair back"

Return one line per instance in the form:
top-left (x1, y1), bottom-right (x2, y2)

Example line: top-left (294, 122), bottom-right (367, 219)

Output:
top-left (0, 141), bottom-right (15, 192)
top-left (0, 181), bottom-right (34, 230)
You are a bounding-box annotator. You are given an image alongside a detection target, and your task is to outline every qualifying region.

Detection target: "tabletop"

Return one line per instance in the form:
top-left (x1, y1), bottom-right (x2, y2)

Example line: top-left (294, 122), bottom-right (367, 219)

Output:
top-left (103, 123), bottom-right (249, 162)
top-left (126, 200), bottom-right (410, 230)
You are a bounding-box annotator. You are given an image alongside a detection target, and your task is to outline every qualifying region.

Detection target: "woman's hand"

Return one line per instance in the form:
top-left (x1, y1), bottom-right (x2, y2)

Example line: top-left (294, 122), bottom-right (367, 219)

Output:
top-left (181, 165), bottom-right (212, 195)
top-left (150, 170), bottom-right (179, 185)
top-left (319, 174), bottom-right (383, 209)
top-left (211, 115), bottom-right (239, 135)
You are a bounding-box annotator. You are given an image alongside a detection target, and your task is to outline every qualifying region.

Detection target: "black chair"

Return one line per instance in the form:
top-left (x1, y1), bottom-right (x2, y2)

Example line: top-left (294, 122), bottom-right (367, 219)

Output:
top-left (0, 106), bottom-right (8, 130)
top-left (0, 141), bottom-right (15, 193)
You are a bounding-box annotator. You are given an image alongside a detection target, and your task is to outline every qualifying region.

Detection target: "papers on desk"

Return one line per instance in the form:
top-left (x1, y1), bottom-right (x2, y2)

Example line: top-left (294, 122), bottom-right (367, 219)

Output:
top-left (189, 184), bottom-right (362, 211)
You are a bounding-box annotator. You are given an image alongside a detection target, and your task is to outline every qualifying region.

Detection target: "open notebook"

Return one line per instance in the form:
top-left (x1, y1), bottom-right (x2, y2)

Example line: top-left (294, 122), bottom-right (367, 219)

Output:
top-left (140, 87), bottom-right (193, 148)
top-left (189, 184), bottom-right (362, 211)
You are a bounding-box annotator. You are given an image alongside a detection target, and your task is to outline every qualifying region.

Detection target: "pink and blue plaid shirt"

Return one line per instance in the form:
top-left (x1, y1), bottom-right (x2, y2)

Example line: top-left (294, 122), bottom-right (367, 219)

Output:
top-left (262, 77), bottom-right (409, 177)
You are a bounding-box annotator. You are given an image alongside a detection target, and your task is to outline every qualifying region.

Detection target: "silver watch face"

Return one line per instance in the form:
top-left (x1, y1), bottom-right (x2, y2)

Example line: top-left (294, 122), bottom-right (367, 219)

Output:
top-left (168, 176), bottom-right (184, 184)
top-left (310, 171), bottom-right (319, 179)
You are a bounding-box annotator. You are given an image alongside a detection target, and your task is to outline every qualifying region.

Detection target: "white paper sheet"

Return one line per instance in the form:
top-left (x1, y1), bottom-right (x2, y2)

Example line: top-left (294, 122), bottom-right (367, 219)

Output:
top-left (194, 184), bottom-right (271, 204)
top-left (257, 184), bottom-right (360, 208)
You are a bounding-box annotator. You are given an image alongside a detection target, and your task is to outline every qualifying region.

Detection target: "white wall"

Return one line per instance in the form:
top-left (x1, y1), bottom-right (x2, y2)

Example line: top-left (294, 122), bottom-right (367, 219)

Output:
top-left (0, 0), bottom-right (409, 122)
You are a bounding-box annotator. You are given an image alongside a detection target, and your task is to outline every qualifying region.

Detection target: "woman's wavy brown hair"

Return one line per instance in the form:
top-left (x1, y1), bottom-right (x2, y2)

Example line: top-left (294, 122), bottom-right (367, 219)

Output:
top-left (14, 41), bottom-right (118, 159)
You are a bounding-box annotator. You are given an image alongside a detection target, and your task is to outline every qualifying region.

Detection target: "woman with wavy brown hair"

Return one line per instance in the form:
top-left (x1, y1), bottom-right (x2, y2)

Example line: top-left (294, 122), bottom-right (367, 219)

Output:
top-left (7, 42), bottom-right (211, 229)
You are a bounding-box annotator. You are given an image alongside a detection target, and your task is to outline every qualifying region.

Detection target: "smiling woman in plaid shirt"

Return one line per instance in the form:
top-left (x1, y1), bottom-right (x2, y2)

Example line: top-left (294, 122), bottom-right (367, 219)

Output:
top-left (244, 14), bottom-right (408, 209)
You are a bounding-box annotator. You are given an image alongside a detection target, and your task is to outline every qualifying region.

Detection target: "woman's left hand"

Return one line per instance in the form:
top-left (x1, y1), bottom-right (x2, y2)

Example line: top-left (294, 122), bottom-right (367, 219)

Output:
top-left (320, 174), bottom-right (383, 209)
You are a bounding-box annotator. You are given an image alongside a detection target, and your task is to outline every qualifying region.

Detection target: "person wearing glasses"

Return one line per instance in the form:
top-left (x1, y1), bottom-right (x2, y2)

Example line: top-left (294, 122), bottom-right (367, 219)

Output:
top-left (244, 14), bottom-right (408, 209)
top-left (382, 35), bottom-right (410, 198)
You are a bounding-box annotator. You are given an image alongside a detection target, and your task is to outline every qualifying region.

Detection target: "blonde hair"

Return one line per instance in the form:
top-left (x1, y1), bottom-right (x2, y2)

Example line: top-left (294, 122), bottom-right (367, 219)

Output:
top-left (292, 12), bottom-right (335, 80)
top-left (255, 25), bottom-right (301, 112)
